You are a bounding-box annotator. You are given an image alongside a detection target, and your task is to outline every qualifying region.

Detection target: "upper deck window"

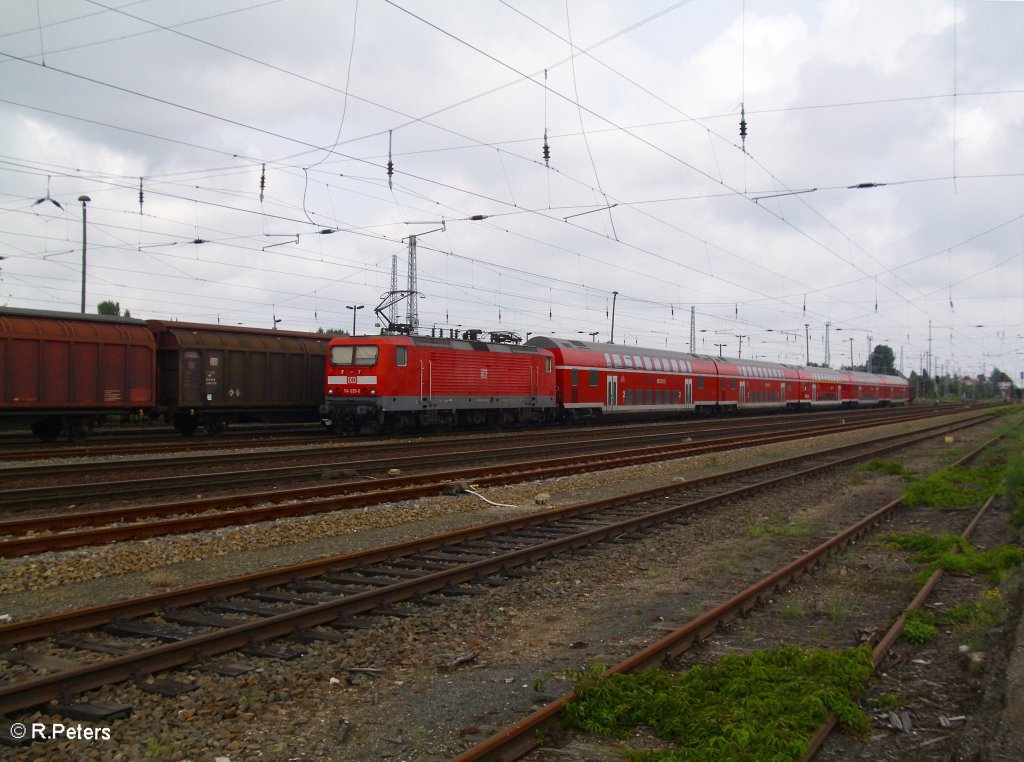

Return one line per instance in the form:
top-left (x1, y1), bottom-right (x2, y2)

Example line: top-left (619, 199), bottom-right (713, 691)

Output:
top-left (330, 344), bottom-right (379, 367)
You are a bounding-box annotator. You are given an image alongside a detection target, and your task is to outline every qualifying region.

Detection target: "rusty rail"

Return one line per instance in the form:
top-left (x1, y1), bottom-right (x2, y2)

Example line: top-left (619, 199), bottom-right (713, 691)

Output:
top-left (0, 412), bottom-right (988, 557)
top-left (453, 433), bottom-right (1003, 761)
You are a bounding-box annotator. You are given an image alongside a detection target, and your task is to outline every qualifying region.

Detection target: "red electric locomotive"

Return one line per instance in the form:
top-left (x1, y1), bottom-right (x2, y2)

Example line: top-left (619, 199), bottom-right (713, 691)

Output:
top-left (320, 334), bottom-right (556, 434)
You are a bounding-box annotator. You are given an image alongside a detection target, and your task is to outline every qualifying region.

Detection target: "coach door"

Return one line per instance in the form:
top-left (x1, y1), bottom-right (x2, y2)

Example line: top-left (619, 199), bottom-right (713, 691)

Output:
top-left (685, 378), bottom-right (693, 407)
top-left (606, 376), bottom-right (618, 407)
top-left (738, 381), bottom-right (746, 406)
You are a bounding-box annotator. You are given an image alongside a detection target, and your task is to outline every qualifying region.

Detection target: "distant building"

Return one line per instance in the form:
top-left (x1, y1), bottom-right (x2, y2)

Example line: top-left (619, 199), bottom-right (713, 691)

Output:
top-left (995, 372), bottom-right (1015, 401)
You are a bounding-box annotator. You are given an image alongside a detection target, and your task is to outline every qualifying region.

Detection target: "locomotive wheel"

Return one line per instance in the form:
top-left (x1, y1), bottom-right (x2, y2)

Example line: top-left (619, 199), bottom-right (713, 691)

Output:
top-left (31, 418), bottom-right (63, 443)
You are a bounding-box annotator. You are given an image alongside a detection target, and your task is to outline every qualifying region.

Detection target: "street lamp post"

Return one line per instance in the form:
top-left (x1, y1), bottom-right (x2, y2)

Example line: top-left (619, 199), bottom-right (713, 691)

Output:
top-left (735, 334), bottom-right (747, 359)
top-left (346, 304), bottom-right (364, 335)
top-left (78, 195), bottom-right (91, 313)
top-left (804, 323), bottom-right (810, 365)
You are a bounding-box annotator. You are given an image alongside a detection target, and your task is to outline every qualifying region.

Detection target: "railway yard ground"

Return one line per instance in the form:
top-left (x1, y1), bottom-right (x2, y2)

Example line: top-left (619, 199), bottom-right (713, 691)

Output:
top-left (1, 407), bottom-right (1023, 761)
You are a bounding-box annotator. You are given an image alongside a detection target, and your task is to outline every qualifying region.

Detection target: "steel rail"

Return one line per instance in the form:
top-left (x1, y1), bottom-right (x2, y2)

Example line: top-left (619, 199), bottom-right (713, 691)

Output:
top-left (0, 406), bottom-right (963, 492)
top-left (452, 434), bottom-right (1003, 761)
top-left (0, 406), bottom-right (950, 469)
top-left (801, 447), bottom-right (999, 759)
top-left (0, 411), bottom-right (922, 531)
top-left (0, 413), bottom-right (987, 557)
top-left (0, 419), bottom-right (992, 715)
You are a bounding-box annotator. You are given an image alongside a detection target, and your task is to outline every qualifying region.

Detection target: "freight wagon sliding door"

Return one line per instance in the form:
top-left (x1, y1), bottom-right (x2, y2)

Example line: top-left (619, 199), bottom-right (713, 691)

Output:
top-left (180, 350), bottom-right (202, 405)
top-left (204, 351), bottom-right (224, 404)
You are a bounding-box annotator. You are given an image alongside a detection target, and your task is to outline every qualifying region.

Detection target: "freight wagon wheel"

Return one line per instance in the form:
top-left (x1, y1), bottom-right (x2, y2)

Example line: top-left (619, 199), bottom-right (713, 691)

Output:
top-left (30, 418), bottom-right (63, 443)
top-left (65, 417), bottom-right (93, 442)
top-left (172, 413), bottom-right (199, 437)
top-left (204, 416), bottom-right (228, 436)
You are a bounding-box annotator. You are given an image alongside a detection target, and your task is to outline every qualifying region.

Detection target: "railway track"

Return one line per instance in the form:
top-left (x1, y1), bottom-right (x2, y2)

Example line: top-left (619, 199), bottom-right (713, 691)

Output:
top-left (0, 407), bottom-right (974, 512)
top-left (0, 411), bottom-right (993, 723)
top-left (453, 435), bottom-right (1005, 761)
top-left (0, 409), bottom-right (989, 556)
top-left (0, 406), bottom-right (973, 479)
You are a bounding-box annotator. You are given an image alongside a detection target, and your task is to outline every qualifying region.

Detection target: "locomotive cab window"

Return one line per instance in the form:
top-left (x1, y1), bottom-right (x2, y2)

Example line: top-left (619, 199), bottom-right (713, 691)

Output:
top-left (395, 347), bottom-right (407, 367)
top-left (330, 345), bottom-right (378, 367)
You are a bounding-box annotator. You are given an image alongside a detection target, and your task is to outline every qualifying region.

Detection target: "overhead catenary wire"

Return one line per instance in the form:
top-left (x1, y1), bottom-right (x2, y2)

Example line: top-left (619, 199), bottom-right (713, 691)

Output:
top-left (0, 2), bottom-right (1015, 374)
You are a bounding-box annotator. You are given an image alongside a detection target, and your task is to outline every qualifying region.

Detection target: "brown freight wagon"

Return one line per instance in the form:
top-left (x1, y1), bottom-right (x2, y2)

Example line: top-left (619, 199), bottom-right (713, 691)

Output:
top-left (146, 320), bottom-right (329, 436)
top-left (0, 307), bottom-right (156, 441)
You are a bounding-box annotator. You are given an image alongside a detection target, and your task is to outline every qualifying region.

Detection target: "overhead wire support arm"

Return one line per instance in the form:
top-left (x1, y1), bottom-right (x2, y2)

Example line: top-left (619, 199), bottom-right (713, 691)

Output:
top-left (261, 234), bottom-right (299, 251)
top-left (751, 189), bottom-right (817, 203)
top-left (563, 203), bottom-right (618, 221)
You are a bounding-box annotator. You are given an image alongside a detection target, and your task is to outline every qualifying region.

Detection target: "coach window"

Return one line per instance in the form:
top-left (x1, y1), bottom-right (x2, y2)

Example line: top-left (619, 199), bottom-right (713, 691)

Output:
top-left (546, 357), bottom-right (552, 373)
top-left (589, 370), bottom-right (599, 387)
top-left (395, 347), bottom-right (407, 367)
top-left (571, 368), bottom-right (579, 386)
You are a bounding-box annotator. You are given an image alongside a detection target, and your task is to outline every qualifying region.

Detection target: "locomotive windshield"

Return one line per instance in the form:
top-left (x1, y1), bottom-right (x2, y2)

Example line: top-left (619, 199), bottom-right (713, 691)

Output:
top-left (330, 345), bottom-right (378, 367)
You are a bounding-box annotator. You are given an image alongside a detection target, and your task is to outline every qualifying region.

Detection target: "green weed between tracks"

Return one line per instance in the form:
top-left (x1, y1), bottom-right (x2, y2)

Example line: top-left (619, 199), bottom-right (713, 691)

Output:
top-left (899, 589), bottom-right (1010, 647)
top-left (900, 412), bottom-right (1024, 519)
top-left (882, 533), bottom-right (1024, 584)
top-left (559, 645), bottom-right (874, 761)
top-left (555, 413), bottom-right (1024, 759)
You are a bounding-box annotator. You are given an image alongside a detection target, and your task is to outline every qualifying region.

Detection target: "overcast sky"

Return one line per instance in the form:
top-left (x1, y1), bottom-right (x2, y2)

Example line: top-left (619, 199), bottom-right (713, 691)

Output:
top-left (2, 0), bottom-right (1022, 380)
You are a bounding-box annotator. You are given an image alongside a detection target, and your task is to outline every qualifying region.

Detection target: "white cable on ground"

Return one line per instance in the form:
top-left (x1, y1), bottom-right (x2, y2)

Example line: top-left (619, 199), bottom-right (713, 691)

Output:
top-left (463, 488), bottom-right (520, 509)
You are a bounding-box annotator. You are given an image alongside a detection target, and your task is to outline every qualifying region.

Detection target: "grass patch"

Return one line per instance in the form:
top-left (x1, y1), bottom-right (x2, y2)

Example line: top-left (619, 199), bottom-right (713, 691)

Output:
top-left (561, 645), bottom-right (874, 760)
top-left (776, 601), bottom-right (808, 620)
top-left (901, 464), bottom-right (1005, 509)
top-left (899, 610), bottom-right (938, 644)
top-left (862, 459), bottom-right (914, 479)
top-left (942, 588), bottom-right (1007, 628)
top-left (883, 533), bottom-right (1024, 582)
top-left (747, 518), bottom-right (815, 539)
top-left (820, 594), bottom-right (849, 623)
top-left (1004, 449), bottom-right (1024, 528)
top-left (898, 588), bottom-right (1008, 647)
